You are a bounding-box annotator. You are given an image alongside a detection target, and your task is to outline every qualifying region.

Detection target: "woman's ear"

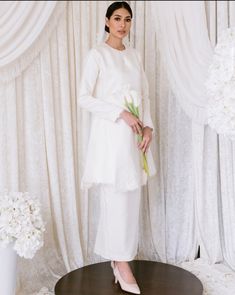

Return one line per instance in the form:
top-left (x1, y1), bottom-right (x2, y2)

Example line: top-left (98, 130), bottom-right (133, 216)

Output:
top-left (105, 17), bottom-right (109, 28)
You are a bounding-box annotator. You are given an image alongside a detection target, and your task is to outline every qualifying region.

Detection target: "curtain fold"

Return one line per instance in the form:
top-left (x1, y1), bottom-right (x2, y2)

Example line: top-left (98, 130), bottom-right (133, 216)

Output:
top-left (203, 0), bottom-right (235, 270)
top-left (150, 0), bottom-right (213, 125)
top-left (0, 1), bottom-right (67, 82)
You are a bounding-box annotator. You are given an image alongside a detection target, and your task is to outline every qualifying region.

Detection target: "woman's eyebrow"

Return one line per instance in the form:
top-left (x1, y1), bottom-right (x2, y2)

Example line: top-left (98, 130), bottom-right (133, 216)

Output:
top-left (113, 14), bottom-right (131, 18)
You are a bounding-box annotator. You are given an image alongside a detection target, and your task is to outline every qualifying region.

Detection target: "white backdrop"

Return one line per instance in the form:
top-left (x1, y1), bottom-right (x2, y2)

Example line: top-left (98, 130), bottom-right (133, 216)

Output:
top-left (0, 1), bottom-right (235, 294)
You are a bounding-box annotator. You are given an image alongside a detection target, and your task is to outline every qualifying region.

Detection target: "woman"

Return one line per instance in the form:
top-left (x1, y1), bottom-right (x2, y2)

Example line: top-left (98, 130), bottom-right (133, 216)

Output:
top-left (78, 1), bottom-right (156, 294)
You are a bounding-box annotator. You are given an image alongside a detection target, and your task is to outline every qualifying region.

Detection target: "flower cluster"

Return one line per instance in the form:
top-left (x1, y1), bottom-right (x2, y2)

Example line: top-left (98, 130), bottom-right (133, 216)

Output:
top-left (205, 27), bottom-right (235, 140)
top-left (0, 191), bottom-right (45, 259)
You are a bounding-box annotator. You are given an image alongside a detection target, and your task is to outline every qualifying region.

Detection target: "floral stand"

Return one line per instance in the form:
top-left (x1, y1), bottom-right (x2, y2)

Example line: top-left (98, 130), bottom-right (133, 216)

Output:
top-left (0, 241), bottom-right (17, 295)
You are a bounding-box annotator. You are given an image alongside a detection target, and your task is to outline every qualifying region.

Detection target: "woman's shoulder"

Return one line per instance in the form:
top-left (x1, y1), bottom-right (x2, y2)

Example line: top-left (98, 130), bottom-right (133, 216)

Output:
top-left (85, 46), bottom-right (100, 59)
top-left (84, 44), bottom-right (107, 64)
top-left (85, 43), bottom-right (142, 64)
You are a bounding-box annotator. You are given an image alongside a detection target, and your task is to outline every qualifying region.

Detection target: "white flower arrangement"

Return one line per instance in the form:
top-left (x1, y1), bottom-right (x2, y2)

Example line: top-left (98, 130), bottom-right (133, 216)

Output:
top-left (205, 27), bottom-right (235, 140)
top-left (0, 191), bottom-right (45, 259)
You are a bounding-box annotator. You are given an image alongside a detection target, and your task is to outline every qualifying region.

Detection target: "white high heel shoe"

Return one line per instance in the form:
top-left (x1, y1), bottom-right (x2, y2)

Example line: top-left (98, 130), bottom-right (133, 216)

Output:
top-left (111, 261), bottom-right (141, 294)
top-left (111, 260), bottom-right (115, 270)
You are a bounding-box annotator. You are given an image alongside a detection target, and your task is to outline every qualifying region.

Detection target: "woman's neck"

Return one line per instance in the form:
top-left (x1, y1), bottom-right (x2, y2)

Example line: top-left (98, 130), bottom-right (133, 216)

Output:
top-left (105, 36), bottom-right (125, 51)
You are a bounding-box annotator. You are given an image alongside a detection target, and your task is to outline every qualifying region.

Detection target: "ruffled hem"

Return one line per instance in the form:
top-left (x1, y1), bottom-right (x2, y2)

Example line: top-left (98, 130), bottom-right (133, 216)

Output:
top-left (80, 179), bottom-right (143, 193)
top-left (80, 168), bottom-right (156, 193)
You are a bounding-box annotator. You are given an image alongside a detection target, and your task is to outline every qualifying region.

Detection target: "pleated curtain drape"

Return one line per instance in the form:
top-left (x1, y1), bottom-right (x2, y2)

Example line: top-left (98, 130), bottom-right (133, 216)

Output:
top-left (205, 0), bottom-right (235, 270)
top-left (0, 1), bottom-right (235, 294)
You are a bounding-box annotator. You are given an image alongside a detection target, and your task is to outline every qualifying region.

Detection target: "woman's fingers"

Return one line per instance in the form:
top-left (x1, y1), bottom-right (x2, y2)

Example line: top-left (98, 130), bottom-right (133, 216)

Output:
top-left (123, 112), bottom-right (143, 134)
top-left (132, 125), bottom-right (138, 134)
top-left (138, 137), bottom-right (150, 153)
top-left (131, 122), bottom-right (142, 135)
top-left (143, 141), bottom-right (149, 153)
top-left (137, 124), bottom-right (142, 135)
top-left (137, 119), bottom-right (143, 128)
top-left (138, 138), bottom-right (146, 149)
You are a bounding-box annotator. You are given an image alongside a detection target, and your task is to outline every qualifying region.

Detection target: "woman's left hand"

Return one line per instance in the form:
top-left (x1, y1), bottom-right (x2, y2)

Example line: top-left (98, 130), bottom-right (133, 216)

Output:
top-left (137, 126), bottom-right (153, 153)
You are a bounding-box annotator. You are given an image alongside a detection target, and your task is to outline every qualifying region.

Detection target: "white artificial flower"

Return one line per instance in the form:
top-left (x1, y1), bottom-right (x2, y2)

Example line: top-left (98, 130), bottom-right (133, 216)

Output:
top-left (0, 191), bottom-right (45, 259)
top-left (205, 27), bottom-right (235, 141)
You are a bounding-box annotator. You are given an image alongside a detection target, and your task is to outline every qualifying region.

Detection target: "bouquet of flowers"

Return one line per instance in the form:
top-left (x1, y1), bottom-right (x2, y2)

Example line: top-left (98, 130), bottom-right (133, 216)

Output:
top-left (113, 84), bottom-right (149, 176)
top-left (123, 94), bottom-right (150, 176)
top-left (108, 84), bottom-right (151, 175)
top-left (0, 191), bottom-right (45, 259)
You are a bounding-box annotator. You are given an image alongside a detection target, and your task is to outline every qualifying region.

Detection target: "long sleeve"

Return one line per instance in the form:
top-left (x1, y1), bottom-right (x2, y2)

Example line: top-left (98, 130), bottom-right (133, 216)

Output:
top-left (136, 51), bottom-right (155, 134)
top-left (78, 48), bottom-right (125, 122)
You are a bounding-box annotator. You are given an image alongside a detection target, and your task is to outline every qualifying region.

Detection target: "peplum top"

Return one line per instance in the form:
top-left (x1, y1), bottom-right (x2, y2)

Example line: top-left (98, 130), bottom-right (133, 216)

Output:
top-left (78, 42), bottom-right (156, 192)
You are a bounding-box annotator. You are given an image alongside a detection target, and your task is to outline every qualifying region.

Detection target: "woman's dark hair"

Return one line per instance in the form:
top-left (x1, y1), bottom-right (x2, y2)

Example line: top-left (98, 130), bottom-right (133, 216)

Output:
top-left (105, 1), bottom-right (133, 33)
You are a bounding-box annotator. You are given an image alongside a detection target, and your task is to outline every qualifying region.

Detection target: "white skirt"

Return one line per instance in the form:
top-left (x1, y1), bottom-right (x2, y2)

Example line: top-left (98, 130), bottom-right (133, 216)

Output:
top-left (94, 184), bottom-right (141, 261)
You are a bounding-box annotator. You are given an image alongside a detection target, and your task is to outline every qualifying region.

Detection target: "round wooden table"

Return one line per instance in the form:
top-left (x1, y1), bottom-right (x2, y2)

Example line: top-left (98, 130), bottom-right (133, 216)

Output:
top-left (55, 260), bottom-right (203, 295)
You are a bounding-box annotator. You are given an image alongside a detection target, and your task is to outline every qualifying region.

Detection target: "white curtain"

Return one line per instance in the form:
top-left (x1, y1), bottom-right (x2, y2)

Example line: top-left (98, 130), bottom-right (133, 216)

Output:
top-left (151, 0), bottom-right (235, 272)
top-left (205, 0), bottom-right (235, 271)
top-left (0, 1), bottom-right (234, 294)
top-left (150, 0), bottom-right (213, 124)
top-left (0, 1), bottom-right (66, 82)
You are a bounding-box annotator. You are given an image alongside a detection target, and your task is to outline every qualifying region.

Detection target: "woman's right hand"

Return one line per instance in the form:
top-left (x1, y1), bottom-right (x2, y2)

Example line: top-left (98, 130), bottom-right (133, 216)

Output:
top-left (119, 110), bottom-right (143, 135)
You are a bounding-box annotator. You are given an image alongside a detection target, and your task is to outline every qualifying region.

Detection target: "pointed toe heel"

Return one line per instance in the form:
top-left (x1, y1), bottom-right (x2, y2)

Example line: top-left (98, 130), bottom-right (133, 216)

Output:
top-left (113, 263), bottom-right (141, 294)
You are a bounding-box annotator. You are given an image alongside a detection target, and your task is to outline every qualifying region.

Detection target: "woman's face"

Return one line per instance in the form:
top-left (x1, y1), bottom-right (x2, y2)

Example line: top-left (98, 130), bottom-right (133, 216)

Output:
top-left (106, 8), bottom-right (132, 40)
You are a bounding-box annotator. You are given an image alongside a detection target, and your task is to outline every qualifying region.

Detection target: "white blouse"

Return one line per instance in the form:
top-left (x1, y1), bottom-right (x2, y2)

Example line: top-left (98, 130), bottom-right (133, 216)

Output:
top-left (78, 42), bottom-right (156, 192)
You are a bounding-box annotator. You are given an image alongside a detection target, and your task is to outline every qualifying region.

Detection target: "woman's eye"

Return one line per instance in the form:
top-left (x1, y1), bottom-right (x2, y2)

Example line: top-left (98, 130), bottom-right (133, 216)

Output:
top-left (113, 17), bottom-right (131, 22)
